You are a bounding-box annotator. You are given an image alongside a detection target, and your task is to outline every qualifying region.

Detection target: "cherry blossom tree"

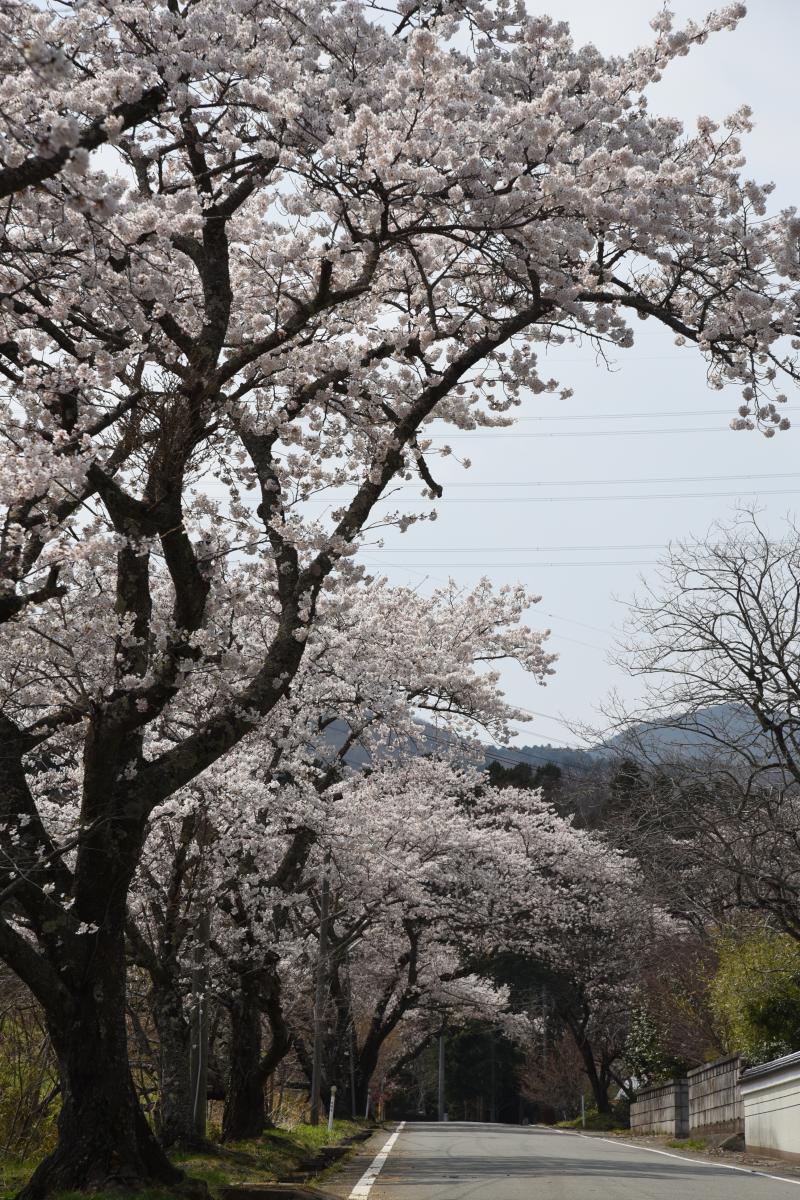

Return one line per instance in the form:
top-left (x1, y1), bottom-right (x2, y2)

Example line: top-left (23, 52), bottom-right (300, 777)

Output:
top-left (306, 757), bottom-right (654, 1118)
top-left (126, 573), bottom-right (552, 1143)
top-left (306, 757), bottom-right (521, 1115)
top-left (1, 0), bottom-right (799, 1193)
top-left (125, 804), bottom-right (215, 1149)
top-left (469, 776), bottom-right (659, 1113)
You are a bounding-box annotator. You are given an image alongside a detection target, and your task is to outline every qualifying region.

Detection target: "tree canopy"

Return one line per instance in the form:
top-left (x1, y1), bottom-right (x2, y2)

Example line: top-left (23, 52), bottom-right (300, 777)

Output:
top-left (1, 2), bottom-right (799, 1195)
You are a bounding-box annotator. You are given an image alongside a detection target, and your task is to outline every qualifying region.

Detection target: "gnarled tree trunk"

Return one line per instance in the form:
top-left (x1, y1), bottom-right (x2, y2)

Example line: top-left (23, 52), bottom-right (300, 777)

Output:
top-left (152, 984), bottom-right (195, 1150)
top-left (222, 983), bottom-right (266, 1142)
top-left (574, 1031), bottom-right (613, 1115)
top-left (19, 929), bottom-right (182, 1200)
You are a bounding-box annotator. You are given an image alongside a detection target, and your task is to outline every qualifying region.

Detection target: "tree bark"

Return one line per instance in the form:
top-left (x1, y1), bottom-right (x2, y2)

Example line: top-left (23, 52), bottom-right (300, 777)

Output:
top-left (152, 984), bottom-right (195, 1150)
top-left (222, 984), bottom-right (267, 1143)
top-left (353, 1040), bottom-right (381, 1116)
top-left (18, 930), bottom-right (183, 1200)
top-left (575, 1034), bottom-right (612, 1115)
top-left (215, 952), bottom-right (298, 1142)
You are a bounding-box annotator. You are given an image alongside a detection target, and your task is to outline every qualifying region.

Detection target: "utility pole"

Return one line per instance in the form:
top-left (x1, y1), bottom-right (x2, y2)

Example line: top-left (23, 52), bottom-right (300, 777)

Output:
top-left (437, 1031), bottom-right (445, 1122)
top-left (189, 907), bottom-right (211, 1139)
top-left (345, 950), bottom-right (358, 1119)
top-left (310, 854), bottom-right (331, 1126)
top-left (489, 1031), bottom-right (497, 1123)
top-left (349, 1021), bottom-right (358, 1120)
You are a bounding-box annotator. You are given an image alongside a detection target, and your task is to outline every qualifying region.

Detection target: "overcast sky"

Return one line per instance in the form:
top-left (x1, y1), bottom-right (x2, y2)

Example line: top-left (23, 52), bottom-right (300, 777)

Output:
top-left (359, 1), bottom-right (800, 750)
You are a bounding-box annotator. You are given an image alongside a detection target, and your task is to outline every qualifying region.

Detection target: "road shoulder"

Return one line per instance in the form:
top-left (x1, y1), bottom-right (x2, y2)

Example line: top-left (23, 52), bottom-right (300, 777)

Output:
top-left (563, 1128), bottom-right (800, 1187)
top-left (323, 1125), bottom-right (399, 1198)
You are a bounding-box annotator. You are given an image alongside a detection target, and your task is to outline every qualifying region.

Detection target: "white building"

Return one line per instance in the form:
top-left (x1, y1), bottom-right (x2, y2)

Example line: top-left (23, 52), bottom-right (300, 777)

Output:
top-left (741, 1050), bottom-right (800, 1162)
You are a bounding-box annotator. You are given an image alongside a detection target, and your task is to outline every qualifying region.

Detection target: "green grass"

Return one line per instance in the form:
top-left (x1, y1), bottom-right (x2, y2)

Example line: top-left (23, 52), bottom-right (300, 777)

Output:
top-left (0, 1158), bottom-right (36, 1200)
top-left (666, 1137), bottom-right (707, 1152)
top-left (556, 1113), bottom-right (628, 1132)
top-left (1, 1120), bottom-right (370, 1200)
top-left (175, 1119), bottom-right (367, 1193)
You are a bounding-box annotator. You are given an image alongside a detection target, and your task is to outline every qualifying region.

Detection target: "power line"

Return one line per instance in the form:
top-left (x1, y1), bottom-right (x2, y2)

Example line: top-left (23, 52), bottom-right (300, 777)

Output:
top-left (310, 487), bottom-right (800, 504)
top-left (364, 558), bottom-right (659, 568)
top-left (362, 544), bottom-right (664, 552)
top-left (508, 708), bottom-right (586, 731)
top-left (427, 425), bottom-right (785, 439)
top-left (360, 471), bottom-right (800, 489)
top-left (509, 406), bottom-right (798, 423)
top-left (229, 421), bottom-right (790, 440)
top-left (209, 471), bottom-right (800, 506)
top-left (544, 632), bottom-right (607, 652)
top-left (542, 612), bottom-right (613, 636)
top-left (422, 721), bottom-right (587, 756)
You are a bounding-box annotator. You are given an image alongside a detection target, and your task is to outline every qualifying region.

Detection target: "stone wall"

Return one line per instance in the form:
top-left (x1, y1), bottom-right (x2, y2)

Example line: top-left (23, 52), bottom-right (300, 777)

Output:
top-left (688, 1054), bottom-right (743, 1133)
top-left (741, 1050), bottom-right (800, 1162)
top-left (630, 1079), bottom-right (689, 1137)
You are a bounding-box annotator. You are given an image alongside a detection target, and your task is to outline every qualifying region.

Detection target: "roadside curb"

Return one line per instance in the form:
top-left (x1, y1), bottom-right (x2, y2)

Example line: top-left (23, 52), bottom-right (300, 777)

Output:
top-left (322, 1125), bottom-right (401, 1198)
top-left (567, 1129), bottom-right (800, 1189)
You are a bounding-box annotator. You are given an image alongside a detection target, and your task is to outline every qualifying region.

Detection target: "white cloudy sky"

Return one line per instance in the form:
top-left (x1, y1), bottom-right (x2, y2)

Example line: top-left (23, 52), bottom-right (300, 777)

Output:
top-left (358, 1), bottom-right (800, 750)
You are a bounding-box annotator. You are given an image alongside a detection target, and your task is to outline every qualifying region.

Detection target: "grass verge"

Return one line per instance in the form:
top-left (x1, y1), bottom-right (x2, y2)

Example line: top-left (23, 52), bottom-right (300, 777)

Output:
top-left (556, 1113), bottom-right (628, 1133)
top-left (665, 1137), bottom-right (707, 1152)
top-left (0, 1120), bottom-right (370, 1200)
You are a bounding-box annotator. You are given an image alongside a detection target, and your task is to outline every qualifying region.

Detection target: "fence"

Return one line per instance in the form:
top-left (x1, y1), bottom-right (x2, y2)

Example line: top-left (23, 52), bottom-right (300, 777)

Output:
top-left (687, 1054), bottom-right (743, 1133)
top-left (630, 1079), bottom-right (689, 1137)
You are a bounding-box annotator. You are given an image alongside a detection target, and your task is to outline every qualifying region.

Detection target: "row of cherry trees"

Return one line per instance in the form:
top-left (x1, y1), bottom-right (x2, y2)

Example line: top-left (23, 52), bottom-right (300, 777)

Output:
top-left (1, 0), bottom-right (798, 1194)
top-left (124, 572), bottom-right (651, 1142)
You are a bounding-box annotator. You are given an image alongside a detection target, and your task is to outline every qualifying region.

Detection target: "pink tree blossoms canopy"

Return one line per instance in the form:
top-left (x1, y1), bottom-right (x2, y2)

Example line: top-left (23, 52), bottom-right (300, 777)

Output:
top-left (122, 572), bottom-right (554, 1143)
top-left (0, 1), bottom-right (798, 1196)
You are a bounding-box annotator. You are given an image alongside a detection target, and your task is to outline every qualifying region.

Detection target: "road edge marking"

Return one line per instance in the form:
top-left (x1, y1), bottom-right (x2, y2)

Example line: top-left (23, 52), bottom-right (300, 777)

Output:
top-left (349, 1121), bottom-right (406, 1199)
top-left (577, 1131), bottom-right (800, 1189)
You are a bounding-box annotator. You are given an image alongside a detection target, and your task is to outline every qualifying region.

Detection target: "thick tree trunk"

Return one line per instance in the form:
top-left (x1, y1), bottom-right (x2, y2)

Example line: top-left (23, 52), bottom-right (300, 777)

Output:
top-left (259, 985), bottom-right (293, 1124)
top-left (325, 967), bottom-right (356, 1104)
top-left (222, 986), bottom-right (267, 1143)
top-left (576, 1036), bottom-right (612, 1115)
top-left (152, 985), bottom-right (195, 1150)
top-left (354, 1043), bottom-right (380, 1116)
top-left (19, 931), bottom-right (183, 1200)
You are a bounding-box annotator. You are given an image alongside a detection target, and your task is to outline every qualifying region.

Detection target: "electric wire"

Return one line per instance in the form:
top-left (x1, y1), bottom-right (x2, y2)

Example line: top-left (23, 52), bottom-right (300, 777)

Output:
top-left (426, 425), bottom-right (785, 439)
top-left (361, 544), bottom-right (664, 552)
top-left (304, 487), bottom-right (800, 504)
top-left (506, 406), bottom-right (798, 423)
top-left (359, 471), bottom-right (800, 489)
top-left (362, 559), bottom-right (660, 568)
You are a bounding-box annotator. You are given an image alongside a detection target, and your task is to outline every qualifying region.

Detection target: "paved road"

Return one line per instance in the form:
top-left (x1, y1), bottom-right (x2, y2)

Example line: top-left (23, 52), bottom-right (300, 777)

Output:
top-left (344, 1121), bottom-right (800, 1199)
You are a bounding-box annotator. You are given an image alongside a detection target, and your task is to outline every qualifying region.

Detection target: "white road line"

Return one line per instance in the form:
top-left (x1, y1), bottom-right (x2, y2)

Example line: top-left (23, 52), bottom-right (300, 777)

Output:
top-left (583, 1133), bottom-right (800, 1188)
top-left (349, 1121), bottom-right (406, 1199)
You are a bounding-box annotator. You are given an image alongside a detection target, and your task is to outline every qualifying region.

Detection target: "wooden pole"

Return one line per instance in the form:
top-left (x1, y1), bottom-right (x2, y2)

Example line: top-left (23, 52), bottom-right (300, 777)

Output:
top-left (310, 855), bottom-right (331, 1126)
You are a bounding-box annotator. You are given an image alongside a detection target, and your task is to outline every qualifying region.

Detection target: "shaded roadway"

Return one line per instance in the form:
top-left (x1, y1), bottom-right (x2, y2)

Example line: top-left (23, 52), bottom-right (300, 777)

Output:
top-left (347, 1121), bottom-right (800, 1199)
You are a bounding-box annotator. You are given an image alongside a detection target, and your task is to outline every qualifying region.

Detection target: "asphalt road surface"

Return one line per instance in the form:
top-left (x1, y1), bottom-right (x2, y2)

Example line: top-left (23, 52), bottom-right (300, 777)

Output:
top-left (344, 1121), bottom-right (800, 1199)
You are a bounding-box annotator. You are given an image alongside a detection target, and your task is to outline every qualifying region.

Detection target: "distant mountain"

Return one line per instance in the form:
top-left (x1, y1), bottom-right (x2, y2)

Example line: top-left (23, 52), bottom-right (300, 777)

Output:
top-left (320, 716), bottom-right (596, 773)
top-left (486, 703), bottom-right (773, 773)
top-left (319, 703), bottom-right (770, 779)
top-left (599, 702), bottom-right (772, 762)
top-left (486, 742), bottom-right (597, 772)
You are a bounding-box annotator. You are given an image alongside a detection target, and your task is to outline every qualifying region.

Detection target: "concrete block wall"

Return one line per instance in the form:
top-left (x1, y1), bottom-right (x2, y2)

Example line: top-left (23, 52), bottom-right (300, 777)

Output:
top-left (630, 1078), bottom-right (689, 1137)
top-left (688, 1054), bottom-right (743, 1133)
